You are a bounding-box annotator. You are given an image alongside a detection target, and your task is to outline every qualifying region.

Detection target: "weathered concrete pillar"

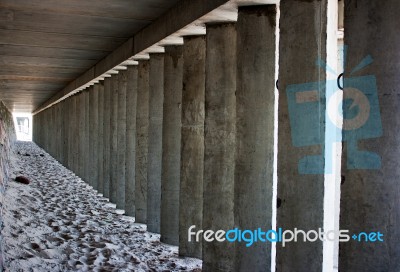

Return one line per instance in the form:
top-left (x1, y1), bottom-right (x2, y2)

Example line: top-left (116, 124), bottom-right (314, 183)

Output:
top-left (234, 5), bottom-right (276, 271)
top-left (147, 53), bottom-right (164, 233)
top-left (203, 23), bottom-right (236, 272)
top-left (179, 35), bottom-right (205, 259)
top-left (84, 89), bottom-right (90, 182)
top-left (125, 65), bottom-right (138, 216)
top-left (66, 96), bottom-right (74, 170)
top-left (57, 102), bottom-right (63, 163)
top-left (89, 85), bottom-right (99, 189)
top-left (135, 60), bottom-right (150, 223)
top-left (93, 85), bottom-right (99, 189)
top-left (103, 78), bottom-right (111, 198)
top-left (98, 82), bottom-right (105, 194)
top-left (340, 1), bottom-right (400, 271)
top-left (78, 92), bottom-right (85, 178)
top-left (117, 71), bottom-right (127, 210)
top-left (64, 97), bottom-right (70, 168)
top-left (73, 97), bottom-right (78, 172)
top-left (49, 106), bottom-right (55, 156)
top-left (276, 0), bottom-right (329, 270)
top-left (160, 45), bottom-right (183, 246)
top-left (110, 74), bottom-right (119, 203)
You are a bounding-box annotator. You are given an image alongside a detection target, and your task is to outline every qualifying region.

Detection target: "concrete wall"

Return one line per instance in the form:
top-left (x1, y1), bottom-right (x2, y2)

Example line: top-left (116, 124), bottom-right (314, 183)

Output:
top-left (0, 101), bottom-right (16, 270)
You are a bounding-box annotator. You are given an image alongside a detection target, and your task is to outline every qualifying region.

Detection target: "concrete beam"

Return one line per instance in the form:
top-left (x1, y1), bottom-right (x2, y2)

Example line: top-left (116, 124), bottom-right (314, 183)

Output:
top-left (32, 0), bottom-right (232, 114)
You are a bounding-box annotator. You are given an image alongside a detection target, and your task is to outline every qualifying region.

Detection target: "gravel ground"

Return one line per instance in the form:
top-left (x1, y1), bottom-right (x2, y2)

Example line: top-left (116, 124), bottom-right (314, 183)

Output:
top-left (1, 141), bottom-right (201, 272)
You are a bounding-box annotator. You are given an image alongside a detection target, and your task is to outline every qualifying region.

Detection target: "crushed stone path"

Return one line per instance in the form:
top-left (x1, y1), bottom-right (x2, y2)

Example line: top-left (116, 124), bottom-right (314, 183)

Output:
top-left (2, 141), bottom-right (201, 272)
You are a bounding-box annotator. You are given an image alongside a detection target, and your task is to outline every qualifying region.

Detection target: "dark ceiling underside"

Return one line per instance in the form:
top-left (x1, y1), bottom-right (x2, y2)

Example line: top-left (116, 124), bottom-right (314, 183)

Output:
top-left (0, 0), bottom-right (180, 112)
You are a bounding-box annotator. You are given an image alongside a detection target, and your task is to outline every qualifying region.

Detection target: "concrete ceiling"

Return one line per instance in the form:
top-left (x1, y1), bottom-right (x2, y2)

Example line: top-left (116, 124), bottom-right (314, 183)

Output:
top-left (0, 0), bottom-right (181, 112)
top-left (1, 0), bottom-right (278, 113)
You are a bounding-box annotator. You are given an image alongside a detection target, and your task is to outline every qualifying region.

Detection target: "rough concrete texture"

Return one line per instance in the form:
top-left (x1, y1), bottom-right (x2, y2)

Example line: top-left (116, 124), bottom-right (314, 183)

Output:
top-left (0, 100), bottom-right (15, 271)
top-left (103, 79), bottom-right (111, 199)
top-left (110, 75), bottom-right (119, 203)
top-left (179, 36), bottom-right (205, 259)
top-left (203, 23), bottom-right (236, 272)
top-left (276, 0), bottom-right (327, 271)
top-left (160, 45), bottom-right (183, 246)
top-left (62, 98), bottom-right (70, 167)
top-left (67, 96), bottom-right (75, 170)
top-left (147, 53), bottom-right (164, 234)
top-left (125, 66), bottom-right (138, 216)
top-left (84, 90), bottom-right (90, 183)
top-left (78, 92), bottom-right (85, 179)
top-left (70, 96), bottom-right (78, 173)
top-left (117, 71), bottom-right (127, 210)
top-left (89, 86), bottom-right (99, 190)
top-left (234, 5), bottom-right (276, 271)
top-left (135, 61), bottom-right (150, 224)
top-left (97, 83), bottom-right (105, 194)
top-left (340, 1), bottom-right (400, 271)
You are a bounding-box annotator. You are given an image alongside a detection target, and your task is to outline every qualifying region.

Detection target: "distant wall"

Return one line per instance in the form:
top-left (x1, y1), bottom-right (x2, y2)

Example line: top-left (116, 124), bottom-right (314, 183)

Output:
top-left (0, 101), bottom-right (16, 270)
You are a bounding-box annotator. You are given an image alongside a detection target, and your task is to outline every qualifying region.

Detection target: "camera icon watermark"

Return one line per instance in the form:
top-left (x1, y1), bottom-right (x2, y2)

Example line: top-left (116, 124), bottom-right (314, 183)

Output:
top-left (286, 49), bottom-right (382, 174)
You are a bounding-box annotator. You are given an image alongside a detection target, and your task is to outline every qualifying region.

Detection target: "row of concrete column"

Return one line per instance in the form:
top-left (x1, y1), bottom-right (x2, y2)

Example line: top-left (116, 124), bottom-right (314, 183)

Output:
top-left (32, 1), bottom-right (399, 271)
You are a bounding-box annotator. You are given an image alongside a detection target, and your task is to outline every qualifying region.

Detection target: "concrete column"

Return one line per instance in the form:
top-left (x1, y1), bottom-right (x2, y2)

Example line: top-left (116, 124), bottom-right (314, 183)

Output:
top-left (160, 45), bottom-right (183, 246)
top-left (89, 87), bottom-right (94, 185)
top-left (277, 0), bottom-right (329, 270)
top-left (84, 89), bottom-right (90, 182)
top-left (116, 71), bottom-right (127, 210)
top-left (57, 102), bottom-right (63, 163)
top-left (67, 96), bottom-right (74, 170)
top-left (98, 82), bottom-right (105, 194)
top-left (234, 5), bottom-right (276, 271)
top-left (49, 106), bottom-right (55, 156)
top-left (147, 53), bottom-right (164, 233)
top-left (70, 95), bottom-right (78, 172)
top-left (135, 60), bottom-right (150, 224)
top-left (89, 85), bottom-right (99, 189)
top-left (125, 65), bottom-right (138, 216)
top-left (63, 99), bottom-right (69, 167)
top-left (103, 78), bottom-right (111, 198)
top-left (110, 74), bottom-right (119, 203)
top-left (179, 35), bottom-right (206, 259)
top-left (78, 92), bottom-right (85, 178)
top-left (203, 23), bottom-right (236, 272)
top-left (340, 1), bottom-right (400, 271)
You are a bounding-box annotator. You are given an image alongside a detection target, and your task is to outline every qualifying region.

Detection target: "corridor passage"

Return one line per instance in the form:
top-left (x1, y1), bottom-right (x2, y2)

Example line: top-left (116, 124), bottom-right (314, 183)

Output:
top-left (2, 141), bottom-right (201, 271)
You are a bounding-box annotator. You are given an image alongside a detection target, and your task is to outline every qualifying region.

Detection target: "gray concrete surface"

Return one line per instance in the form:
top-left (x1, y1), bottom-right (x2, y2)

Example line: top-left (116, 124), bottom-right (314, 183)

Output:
top-left (160, 45), bottom-right (183, 246)
top-left (179, 35), bottom-right (206, 259)
top-left (117, 71), bottom-right (127, 210)
top-left (125, 65), bottom-right (138, 216)
top-left (135, 60), bottom-right (150, 224)
top-left (276, 0), bottom-right (327, 271)
top-left (147, 53), bottom-right (164, 234)
top-left (340, 1), bottom-right (400, 271)
top-left (203, 22), bottom-right (236, 272)
top-left (234, 5), bottom-right (276, 271)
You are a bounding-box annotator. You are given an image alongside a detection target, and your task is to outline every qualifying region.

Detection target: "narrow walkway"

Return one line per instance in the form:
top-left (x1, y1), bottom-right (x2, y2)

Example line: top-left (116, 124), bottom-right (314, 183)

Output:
top-left (2, 141), bottom-right (201, 271)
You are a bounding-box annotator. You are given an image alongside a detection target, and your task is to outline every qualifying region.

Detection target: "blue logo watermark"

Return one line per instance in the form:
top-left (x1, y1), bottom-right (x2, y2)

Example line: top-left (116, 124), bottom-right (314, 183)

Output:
top-left (286, 47), bottom-right (382, 174)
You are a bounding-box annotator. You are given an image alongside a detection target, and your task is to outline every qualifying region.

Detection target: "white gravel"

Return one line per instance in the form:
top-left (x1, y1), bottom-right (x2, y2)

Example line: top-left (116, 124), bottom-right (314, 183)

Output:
top-left (1, 141), bottom-right (202, 272)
